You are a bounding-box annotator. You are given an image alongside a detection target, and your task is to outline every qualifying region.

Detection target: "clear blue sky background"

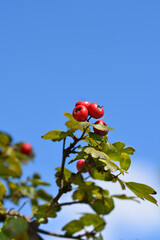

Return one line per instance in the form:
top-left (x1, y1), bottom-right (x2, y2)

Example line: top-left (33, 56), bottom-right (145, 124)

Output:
top-left (0, 1), bottom-right (160, 239)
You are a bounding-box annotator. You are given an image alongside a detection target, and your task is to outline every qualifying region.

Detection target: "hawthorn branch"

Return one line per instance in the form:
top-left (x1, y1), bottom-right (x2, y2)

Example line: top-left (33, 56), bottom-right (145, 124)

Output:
top-left (37, 229), bottom-right (85, 239)
top-left (56, 200), bottom-right (88, 207)
top-left (60, 137), bottom-right (67, 190)
top-left (49, 127), bottom-right (89, 209)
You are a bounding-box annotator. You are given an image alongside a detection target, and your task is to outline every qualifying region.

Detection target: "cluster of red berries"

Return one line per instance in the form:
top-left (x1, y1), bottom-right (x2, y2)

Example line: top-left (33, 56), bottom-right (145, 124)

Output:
top-left (20, 143), bottom-right (32, 155)
top-left (73, 101), bottom-right (104, 121)
top-left (73, 101), bottom-right (109, 171)
top-left (72, 100), bottom-right (108, 136)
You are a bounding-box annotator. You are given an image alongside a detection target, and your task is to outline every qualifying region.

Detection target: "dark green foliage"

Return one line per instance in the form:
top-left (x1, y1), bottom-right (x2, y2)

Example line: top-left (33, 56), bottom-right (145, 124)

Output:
top-left (0, 112), bottom-right (157, 240)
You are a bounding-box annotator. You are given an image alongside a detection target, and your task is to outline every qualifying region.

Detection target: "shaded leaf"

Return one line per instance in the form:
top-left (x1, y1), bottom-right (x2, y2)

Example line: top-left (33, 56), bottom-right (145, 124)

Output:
top-left (90, 197), bottom-right (114, 215)
top-left (6, 156), bottom-right (22, 176)
top-left (0, 161), bottom-right (18, 178)
top-left (14, 151), bottom-right (32, 164)
top-left (89, 132), bottom-right (103, 141)
top-left (55, 167), bottom-right (72, 182)
top-left (68, 151), bottom-right (87, 164)
top-left (0, 182), bottom-right (6, 200)
top-left (70, 173), bottom-right (84, 186)
top-left (117, 178), bottom-right (126, 190)
top-left (3, 217), bottom-right (28, 237)
top-left (80, 213), bottom-right (105, 232)
top-left (72, 189), bottom-right (85, 201)
top-left (36, 189), bottom-right (52, 201)
top-left (0, 132), bottom-right (12, 147)
top-left (32, 203), bottom-right (57, 221)
top-left (83, 137), bottom-right (98, 147)
top-left (62, 220), bottom-right (84, 236)
top-left (90, 169), bottom-right (113, 181)
top-left (0, 228), bottom-right (11, 240)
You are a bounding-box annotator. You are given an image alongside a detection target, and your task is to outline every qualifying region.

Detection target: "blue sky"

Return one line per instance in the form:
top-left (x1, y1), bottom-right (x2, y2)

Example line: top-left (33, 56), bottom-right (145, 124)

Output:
top-left (0, 1), bottom-right (160, 239)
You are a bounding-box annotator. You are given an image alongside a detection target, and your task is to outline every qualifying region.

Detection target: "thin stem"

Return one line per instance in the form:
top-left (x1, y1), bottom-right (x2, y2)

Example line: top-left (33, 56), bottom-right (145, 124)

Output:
top-left (49, 127), bottom-right (88, 210)
top-left (37, 229), bottom-right (85, 239)
top-left (60, 137), bottom-right (66, 190)
top-left (17, 200), bottom-right (28, 212)
top-left (56, 200), bottom-right (87, 207)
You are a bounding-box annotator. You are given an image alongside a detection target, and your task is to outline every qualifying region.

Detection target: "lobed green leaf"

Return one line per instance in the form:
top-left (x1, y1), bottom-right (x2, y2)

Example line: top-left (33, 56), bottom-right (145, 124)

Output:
top-left (41, 130), bottom-right (73, 141)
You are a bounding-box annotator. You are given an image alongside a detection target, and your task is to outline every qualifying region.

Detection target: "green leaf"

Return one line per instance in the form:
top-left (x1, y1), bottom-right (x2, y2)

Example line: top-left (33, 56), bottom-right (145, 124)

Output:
top-left (63, 112), bottom-right (75, 120)
top-left (90, 197), bottom-right (114, 215)
top-left (84, 147), bottom-right (109, 159)
top-left (36, 189), bottom-right (52, 201)
top-left (125, 182), bottom-right (157, 205)
top-left (31, 179), bottom-right (50, 187)
top-left (79, 122), bottom-right (115, 131)
top-left (64, 112), bottom-right (114, 132)
top-left (8, 182), bottom-right (20, 204)
top-left (83, 137), bottom-right (99, 147)
top-left (123, 147), bottom-right (135, 155)
top-left (112, 141), bottom-right (125, 150)
top-left (89, 132), bottom-right (103, 141)
top-left (90, 169), bottom-right (113, 181)
top-left (20, 186), bottom-right (36, 198)
top-left (68, 151), bottom-right (87, 164)
top-left (0, 228), bottom-right (11, 240)
top-left (72, 189), bottom-right (85, 201)
top-left (14, 151), bottom-right (32, 164)
top-left (64, 112), bottom-right (84, 132)
top-left (6, 156), bottom-right (22, 176)
top-left (98, 158), bottom-right (119, 172)
top-left (0, 132), bottom-right (12, 147)
top-left (0, 161), bottom-right (18, 178)
top-left (41, 130), bottom-right (73, 141)
top-left (97, 233), bottom-right (103, 240)
top-left (0, 182), bottom-right (6, 200)
top-left (32, 203), bottom-right (57, 221)
top-left (62, 220), bottom-right (84, 236)
top-left (31, 178), bottom-right (51, 187)
top-left (112, 194), bottom-right (140, 203)
top-left (3, 217), bottom-right (28, 237)
top-left (70, 173), bottom-right (84, 186)
top-left (55, 167), bottom-right (72, 182)
top-left (120, 153), bottom-right (131, 171)
top-left (80, 122), bottom-right (115, 131)
top-left (117, 178), bottom-right (126, 190)
top-left (107, 142), bottom-right (135, 162)
top-left (80, 213), bottom-right (105, 232)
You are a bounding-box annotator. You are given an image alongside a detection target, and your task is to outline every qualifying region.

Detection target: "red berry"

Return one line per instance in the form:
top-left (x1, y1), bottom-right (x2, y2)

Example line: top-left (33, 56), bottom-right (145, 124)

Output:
top-left (75, 101), bottom-right (91, 109)
top-left (20, 143), bottom-right (32, 155)
top-left (72, 105), bottom-right (88, 122)
top-left (88, 103), bottom-right (104, 119)
top-left (93, 120), bottom-right (108, 136)
top-left (76, 160), bottom-right (85, 171)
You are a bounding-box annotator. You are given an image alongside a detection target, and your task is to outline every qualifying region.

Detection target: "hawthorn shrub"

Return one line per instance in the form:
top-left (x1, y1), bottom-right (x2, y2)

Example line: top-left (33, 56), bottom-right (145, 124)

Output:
top-left (0, 103), bottom-right (157, 240)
